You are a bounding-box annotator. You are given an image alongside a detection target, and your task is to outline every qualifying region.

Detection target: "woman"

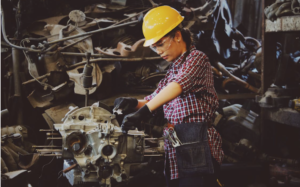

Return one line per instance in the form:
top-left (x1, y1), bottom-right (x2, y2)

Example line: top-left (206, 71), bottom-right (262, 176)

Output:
top-left (114, 6), bottom-right (224, 187)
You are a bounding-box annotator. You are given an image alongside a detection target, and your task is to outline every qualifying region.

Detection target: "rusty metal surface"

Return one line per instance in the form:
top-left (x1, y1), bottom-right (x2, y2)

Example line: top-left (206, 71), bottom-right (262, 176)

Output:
top-left (266, 15), bottom-right (300, 32)
top-left (95, 39), bottom-right (157, 58)
top-left (265, 108), bottom-right (300, 127)
top-left (45, 103), bottom-right (76, 123)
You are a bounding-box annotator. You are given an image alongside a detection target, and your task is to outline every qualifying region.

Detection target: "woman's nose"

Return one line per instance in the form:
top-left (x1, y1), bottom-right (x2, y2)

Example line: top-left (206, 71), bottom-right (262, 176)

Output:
top-left (156, 48), bottom-right (163, 55)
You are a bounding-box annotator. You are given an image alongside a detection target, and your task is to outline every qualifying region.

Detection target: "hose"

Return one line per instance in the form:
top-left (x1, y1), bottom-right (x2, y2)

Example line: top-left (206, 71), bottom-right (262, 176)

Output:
top-left (1, 8), bottom-right (42, 52)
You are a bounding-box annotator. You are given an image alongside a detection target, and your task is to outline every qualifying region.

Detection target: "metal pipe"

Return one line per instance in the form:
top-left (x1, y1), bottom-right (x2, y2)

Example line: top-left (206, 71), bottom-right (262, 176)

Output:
top-left (39, 129), bottom-right (55, 131)
top-left (222, 77), bottom-right (259, 93)
top-left (1, 109), bottom-right (9, 120)
top-left (46, 51), bottom-right (161, 60)
top-left (32, 145), bottom-right (62, 148)
top-left (22, 73), bottom-right (50, 85)
top-left (108, 7), bottom-right (152, 27)
top-left (1, 8), bottom-right (42, 52)
top-left (85, 90), bottom-right (89, 107)
top-left (63, 163), bottom-right (78, 173)
top-left (57, 35), bottom-right (91, 52)
top-left (67, 56), bottom-right (162, 69)
top-left (12, 48), bottom-right (21, 96)
top-left (217, 62), bottom-right (259, 93)
top-left (47, 20), bottom-right (139, 45)
top-left (39, 154), bottom-right (62, 156)
top-left (47, 137), bottom-right (62, 140)
top-left (12, 46), bottom-right (24, 126)
top-left (36, 149), bottom-right (62, 152)
top-left (46, 52), bottom-right (105, 57)
top-left (46, 133), bottom-right (60, 136)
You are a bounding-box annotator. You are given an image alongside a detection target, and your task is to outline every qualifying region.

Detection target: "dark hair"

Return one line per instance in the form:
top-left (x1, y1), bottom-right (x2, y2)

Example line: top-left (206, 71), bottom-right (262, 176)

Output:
top-left (165, 25), bottom-right (194, 51)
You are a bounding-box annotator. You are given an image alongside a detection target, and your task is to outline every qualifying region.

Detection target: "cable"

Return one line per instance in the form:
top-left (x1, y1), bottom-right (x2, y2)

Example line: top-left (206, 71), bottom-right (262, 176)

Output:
top-left (1, 8), bottom-right (42, 52)
top-left (57, 169), bottom-right (64, 180)
top-left (39, 156), bottom-right (55, 179)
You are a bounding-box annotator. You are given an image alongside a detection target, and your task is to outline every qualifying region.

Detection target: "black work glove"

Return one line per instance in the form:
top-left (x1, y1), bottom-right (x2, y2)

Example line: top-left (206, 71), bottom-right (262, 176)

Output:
top-left (113, 97), bottom-right (138, 114)
top-left (121, 105), bottom-right (152, 134)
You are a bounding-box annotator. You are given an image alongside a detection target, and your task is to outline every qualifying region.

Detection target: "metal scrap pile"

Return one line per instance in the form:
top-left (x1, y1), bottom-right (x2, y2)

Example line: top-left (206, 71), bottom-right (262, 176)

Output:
top-left (265, 0), bottom-right (300, 21)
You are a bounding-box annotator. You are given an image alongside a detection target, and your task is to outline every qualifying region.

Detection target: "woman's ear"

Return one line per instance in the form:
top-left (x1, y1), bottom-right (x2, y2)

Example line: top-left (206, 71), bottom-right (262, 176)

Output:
top-left (174, 30), bottom-right (182, 43)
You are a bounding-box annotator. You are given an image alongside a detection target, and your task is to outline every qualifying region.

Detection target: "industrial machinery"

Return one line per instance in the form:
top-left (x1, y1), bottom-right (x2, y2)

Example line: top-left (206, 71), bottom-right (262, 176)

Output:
top-left (54, 104), bottom-right (148, 187)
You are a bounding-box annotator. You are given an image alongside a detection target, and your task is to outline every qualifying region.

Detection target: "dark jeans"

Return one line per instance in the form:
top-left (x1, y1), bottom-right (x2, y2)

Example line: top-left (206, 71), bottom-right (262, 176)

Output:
top-left (165, 156), bottom-right (221, 187)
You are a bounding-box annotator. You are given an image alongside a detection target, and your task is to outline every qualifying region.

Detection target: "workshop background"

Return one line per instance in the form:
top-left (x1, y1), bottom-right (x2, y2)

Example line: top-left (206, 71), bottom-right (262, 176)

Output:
top-left (1, 0), bottom-right (300, 187)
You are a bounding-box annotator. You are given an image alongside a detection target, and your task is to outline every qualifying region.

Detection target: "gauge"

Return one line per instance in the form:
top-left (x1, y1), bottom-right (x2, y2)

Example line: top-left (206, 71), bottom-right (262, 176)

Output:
top-left (69, 10), bottom-right (86, 23)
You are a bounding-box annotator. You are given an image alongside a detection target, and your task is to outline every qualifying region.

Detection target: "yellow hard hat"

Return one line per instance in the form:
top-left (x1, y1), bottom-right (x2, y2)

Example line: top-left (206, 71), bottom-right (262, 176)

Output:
top-left (142, 6), bottom-right (184, 47)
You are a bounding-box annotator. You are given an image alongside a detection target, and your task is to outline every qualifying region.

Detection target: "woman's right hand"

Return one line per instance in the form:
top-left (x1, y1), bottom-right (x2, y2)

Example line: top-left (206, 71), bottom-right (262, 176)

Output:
top-left (113, 97), bottom-right (138, 114)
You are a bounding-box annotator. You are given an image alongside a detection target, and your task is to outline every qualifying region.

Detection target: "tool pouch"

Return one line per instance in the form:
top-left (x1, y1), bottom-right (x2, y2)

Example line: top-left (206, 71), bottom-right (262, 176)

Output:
top-left (174, 122), bottom-right (214, 178)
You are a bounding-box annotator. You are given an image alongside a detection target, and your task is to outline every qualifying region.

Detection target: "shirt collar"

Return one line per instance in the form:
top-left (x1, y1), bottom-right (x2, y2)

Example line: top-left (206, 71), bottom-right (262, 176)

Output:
top-left (171, 45), bottom-right (196, 67)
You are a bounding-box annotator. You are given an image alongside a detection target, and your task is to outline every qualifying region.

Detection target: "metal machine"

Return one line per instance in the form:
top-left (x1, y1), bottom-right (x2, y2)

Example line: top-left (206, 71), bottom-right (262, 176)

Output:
top-left (54, 104), bottom-right (147, 186)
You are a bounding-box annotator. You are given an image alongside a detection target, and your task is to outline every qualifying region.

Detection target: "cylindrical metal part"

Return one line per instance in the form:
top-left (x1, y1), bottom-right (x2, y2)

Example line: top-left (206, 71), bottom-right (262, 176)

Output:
top-left (63, 163), bottom-right (78, 173)
top-left (39, 154), bottom-right (62, 156)
top-left (83, 76), bottom-right (93, 88)
top-left (83, 64), bottom-right (93, 76)
top-left (36, 149), bottom-right (62, 152)
top-left (12, 48), bottom-right (22, 94)
top-left (46, 133), bottom-right (60, 136)
top-left (47, 137), bottom-right (62, 140)
top-left (82, 64), bottom-right (93, 89)
top-left (40, 129), bottom-right (55, 131)
top-left (22, 73), bottom-right (50, 85)
top-left (32, 146), bottom-right (62, 148)
top-left (85, 90), bottom-right (89, 107)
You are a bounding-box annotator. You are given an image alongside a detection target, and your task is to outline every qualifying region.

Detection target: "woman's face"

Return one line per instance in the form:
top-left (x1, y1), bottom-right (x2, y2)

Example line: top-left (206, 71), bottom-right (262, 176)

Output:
top-left (150, 31), bottom-right (187, 62)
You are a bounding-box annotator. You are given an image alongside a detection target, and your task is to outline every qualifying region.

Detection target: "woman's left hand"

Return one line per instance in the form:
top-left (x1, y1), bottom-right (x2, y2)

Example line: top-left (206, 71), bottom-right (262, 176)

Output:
top-left (121, 105), bottom-right (152, 133)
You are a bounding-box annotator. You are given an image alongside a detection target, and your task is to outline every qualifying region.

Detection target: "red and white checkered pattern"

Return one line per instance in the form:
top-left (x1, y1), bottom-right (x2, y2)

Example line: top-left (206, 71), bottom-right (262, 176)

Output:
top-left (145, 46), bottom-right (224, 180)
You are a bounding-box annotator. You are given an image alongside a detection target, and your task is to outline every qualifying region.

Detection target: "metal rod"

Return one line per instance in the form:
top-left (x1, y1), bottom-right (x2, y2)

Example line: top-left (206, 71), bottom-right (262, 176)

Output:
top-left (40, 129), bottom-right (55, 132)
top-left (12, 48), bottom-right (21, 96)
top-left (22, 73), bottom-right (50, 85)
top-left (144, 154), bottom-right (163, 157)
top-left (46, 133), bottom-right (60, 136)
top-left (32, 145), bottom-right (62, 148)
top-left (145, 138), bottom-right (158, 140)
top-left (85, 90), bottom-right (89, 107)
top-left (46, 52), bottom-right (105, 57)
top-left (47, 20), bottom-right (139, 45)
top-left (12, 46), bottom-right (24, 126)
top-left (47, 137), bottom-right (62, 140)
top-left (39, 154), bottom-right (62, 156)
top-left (67, 56), bottom-right (162, 69)
top-left (108, 7), bottom-right (152, 27)
top-left (36, 149), bottom-right (62, 152)
top-left (63, 163), bottom-right (78, 173)
top-left (57, 35), bottom-right (92, 51)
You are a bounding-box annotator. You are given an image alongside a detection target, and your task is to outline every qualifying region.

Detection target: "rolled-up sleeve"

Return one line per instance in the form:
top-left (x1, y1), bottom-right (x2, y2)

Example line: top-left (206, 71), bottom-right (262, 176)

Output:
top-left (144, 91), bottom-right (157, 101)
top-left (174, 52), bottom-right (209, 94)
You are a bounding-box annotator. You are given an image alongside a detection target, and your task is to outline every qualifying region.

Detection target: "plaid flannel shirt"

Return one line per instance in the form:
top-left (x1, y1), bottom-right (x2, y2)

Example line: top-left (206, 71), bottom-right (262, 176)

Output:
top-left (144, 46), bottom-right (224, 180)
